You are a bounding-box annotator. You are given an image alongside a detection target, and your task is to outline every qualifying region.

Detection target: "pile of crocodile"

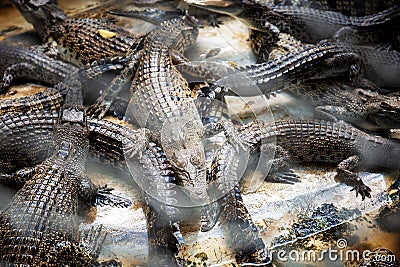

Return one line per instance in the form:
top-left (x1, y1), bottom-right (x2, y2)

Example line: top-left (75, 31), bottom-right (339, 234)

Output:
top-left (0, 0), bottom-right (400, 266)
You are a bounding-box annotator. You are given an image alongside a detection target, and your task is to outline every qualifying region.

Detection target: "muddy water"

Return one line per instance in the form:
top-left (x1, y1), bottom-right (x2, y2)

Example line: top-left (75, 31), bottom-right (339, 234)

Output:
top-left (0, 0), bottom-right (399, 266)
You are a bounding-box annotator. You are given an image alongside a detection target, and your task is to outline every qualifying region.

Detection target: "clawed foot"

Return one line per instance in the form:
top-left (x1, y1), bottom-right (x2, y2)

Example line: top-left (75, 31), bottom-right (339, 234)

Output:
top-left (83, 57), bottom-right (128, 79)
top-left (335, 169), bottom-right (371, 200)
top-left (207, 16), bottom-right (223, 28)
top-left (266, 169), bottom-right (301, 184)
top-left (32, 42), bottom-right (59, 58)
top-left (351, 184), bottom-right (372, 200)
top-left (95, 185), bottom-right (132, 208)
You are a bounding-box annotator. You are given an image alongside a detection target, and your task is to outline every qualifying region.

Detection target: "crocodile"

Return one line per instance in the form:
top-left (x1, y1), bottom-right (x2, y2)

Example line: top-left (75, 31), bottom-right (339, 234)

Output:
top-left (206, 142), bottom-right (272, 265)
top-left (304, 0), bottom-right (397, 17)
top-left (0, 105), bottom-right (148, 180)
top-left (0, 41), bottom-right (137, 118)
top-left (0, 79), bottom-right (130, 266)
top-left (189, 0), bottom-right (400, 44)
top-left (89, 14), bottom-right (268, 266)
top-left (108, 2), bottom-right (226, 28)
top-left (287, 79), bottom-right (400, 131)
top-left (11, 0), bottom-right (144, 67)
top-left (123, 138), bottom-right (271, 266)
top-left (0, 42), bottom-right (78, 93)
top-left (249, 28), bottom-right (400, 89)
top-left (232, 119), bottom-right (400, 200)
top-left (211, 40), bottom-right (362, 98)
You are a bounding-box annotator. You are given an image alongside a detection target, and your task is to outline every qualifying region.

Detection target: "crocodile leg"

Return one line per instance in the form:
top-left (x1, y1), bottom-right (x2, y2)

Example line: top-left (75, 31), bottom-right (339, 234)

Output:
top-left (86, 51), bottom-right (142, 119)
top-left (43, 225), bottom-right (107, 266)
top-left (144, 203), bottom-right (181, 267)
top-left (260, 143), bottom-right (301, 184)
top-left (335, 155), bottom-right (371, 200)
top-left (171, 51), bottom-right (221, 82)
top-left (219, 185), bottom-right (271, 266)
top-left (78, 224), bottom-right (107, 260)
top-left (30, 41), bottom-right (59, 58)
top-left (204, 118), bottom-right (250, 151)
top-left (93, 184), bottom-right (132, 208)
top-left (314, 106), bottom-right (344, 121)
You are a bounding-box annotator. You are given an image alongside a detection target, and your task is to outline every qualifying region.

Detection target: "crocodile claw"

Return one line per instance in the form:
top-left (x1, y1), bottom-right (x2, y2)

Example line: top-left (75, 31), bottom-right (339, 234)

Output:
top-left (207, 16), bottom-right (223, 28)
top-left (95, 185), bottom-right (132, 208)
top-left (351, 184), bottom-right (372, 200)
top-left (266, 170), bottom-right (301, 184)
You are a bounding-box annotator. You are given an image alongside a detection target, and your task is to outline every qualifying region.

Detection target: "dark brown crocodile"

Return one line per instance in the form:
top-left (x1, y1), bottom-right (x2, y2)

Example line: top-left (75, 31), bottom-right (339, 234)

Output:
top-left (304, 0), bottom-right (398, 17)
top-left (11, 0), bottom-right (143, 66)
top-left (190, 0), bottom-right (400, 43)
top-left (0, 79), bottom-right (130, 266)
top-left (249, 29), bottom-right (400, 89)
top-left (212, 41), bottom-right (362, 98)
top-left (0, 42), bottom-right (137, 119)
top-left (0, 106), bottom-right (148, 181)
top-left (288, 79), bottom-right (400, 131)
top-left (234, 119), bottom-right (400, 200)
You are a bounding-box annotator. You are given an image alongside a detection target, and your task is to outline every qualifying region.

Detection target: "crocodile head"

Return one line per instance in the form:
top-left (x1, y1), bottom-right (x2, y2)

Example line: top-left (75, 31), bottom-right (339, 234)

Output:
top-left (186, 0), bottom-right (247, 16)
top-left (170, 144), bottom-right (208, 205)
top-left (187, 0), bottom-right (280, 32)
top-left (11, 0), bottom-right (67, 41)
top-left (375, 97), bottom-right (400, 129)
